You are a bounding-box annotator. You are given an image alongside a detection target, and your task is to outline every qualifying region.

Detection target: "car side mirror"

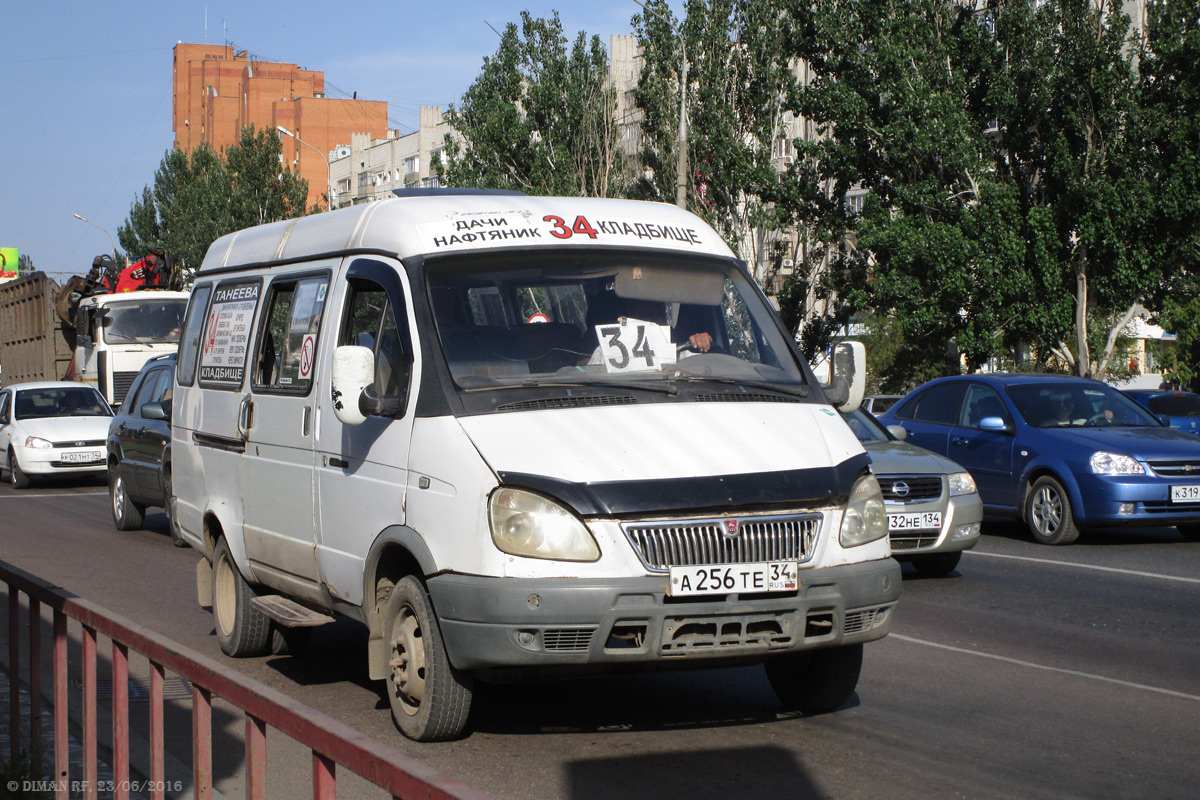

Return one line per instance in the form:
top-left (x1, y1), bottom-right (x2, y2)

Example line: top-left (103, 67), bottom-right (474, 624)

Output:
top-left (141, 401), bottom-right (168, 421)
top-left (812, 341), bottom-right (866, 412)
top-left (978, 416), bottom-right (1010, 433)
top-left (886, 424), bottom-right (908, 441)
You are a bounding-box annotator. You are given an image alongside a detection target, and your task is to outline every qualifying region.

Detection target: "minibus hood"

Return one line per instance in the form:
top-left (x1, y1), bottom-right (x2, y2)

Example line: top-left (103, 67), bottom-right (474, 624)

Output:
top-left (457, 401), bottom-right (864, 486)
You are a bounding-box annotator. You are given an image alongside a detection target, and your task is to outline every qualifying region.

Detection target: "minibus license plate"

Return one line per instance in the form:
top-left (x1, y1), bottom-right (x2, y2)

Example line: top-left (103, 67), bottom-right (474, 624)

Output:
top-left (668, 561), bottom-right (798, 597)
top-left (1170, 485), bottom-right (1200, 503)
top-left (61, 451), bottom-right (103, 464)
top-left (888, 511), bottom-right (942, 531)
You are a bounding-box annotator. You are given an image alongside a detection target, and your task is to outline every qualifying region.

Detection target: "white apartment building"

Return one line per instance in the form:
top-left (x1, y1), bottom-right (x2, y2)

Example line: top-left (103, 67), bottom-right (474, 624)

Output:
top-left (328, 105), bottom-right (453, 207)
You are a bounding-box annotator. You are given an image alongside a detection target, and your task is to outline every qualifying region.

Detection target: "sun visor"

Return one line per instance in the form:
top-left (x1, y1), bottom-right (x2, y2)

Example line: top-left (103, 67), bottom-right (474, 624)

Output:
top-left (614, 265), bottom-right (725, 305)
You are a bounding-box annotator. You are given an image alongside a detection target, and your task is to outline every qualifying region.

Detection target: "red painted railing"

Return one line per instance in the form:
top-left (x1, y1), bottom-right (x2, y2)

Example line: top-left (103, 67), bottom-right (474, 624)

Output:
top-left (1, 559), bottom-right (491, 800)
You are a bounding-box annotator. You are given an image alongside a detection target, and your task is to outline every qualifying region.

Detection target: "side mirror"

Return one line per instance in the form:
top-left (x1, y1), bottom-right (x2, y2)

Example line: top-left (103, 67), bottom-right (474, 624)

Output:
top-left (141, 401), bottom-right (168, 421)
top-left (813, 341), bottom-right (866, 412)
top-left (886, 424), bottom-right (908, 441)
top-left (332, 346), bottom-right (375, 426)
top-left (978, 416), bottom-right (1009, 433)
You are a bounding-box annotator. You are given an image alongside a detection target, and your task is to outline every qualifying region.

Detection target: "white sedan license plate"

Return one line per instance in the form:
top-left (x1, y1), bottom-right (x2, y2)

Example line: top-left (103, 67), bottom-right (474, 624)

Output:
top-left (60, 451), bottom-right (103, 464)
top-left (668, 561), bottom-right (798, 597)
top-left (888, 511), bottom-right (942, 531)
top-left (1170, 485), bottom-right (1200, 503)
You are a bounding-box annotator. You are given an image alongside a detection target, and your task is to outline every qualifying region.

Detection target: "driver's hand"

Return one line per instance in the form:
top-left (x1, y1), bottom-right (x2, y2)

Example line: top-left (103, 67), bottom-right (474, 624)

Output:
top-left (688, 332), bottom-right (713, 353)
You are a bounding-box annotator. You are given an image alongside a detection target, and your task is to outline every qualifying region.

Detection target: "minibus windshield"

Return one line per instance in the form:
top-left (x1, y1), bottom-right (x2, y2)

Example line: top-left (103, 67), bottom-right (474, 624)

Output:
top-left (425, 251), bottom-right (808, 393)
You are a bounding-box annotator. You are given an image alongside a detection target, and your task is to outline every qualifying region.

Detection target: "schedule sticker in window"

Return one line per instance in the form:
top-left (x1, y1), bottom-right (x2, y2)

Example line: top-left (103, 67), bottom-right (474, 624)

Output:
top-left (200, 283), bottom-right (260, 387)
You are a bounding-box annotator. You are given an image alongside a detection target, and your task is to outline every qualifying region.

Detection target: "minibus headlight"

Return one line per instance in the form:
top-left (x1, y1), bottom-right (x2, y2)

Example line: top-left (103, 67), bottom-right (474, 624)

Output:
top-left (839, 474), bottom-right (888, 548)
top-left (489, 488), bottom-right (600, 562)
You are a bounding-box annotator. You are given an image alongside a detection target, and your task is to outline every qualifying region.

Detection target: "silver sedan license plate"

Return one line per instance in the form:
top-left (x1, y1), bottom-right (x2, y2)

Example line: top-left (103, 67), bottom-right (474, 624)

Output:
top-left (888, 511), bottom-right (942, 531)
top-left (668, 561), bottom-right (798, 597)
top-left (1170, 485), bottom-right (1200, 503)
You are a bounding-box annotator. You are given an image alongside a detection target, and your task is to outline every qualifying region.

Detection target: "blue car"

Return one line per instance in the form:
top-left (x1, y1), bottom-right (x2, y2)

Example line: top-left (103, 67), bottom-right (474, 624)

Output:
top-left (876, 374), bottom-right (1200, 545)
top-left (1123, 389), bottom-right (1200, 436)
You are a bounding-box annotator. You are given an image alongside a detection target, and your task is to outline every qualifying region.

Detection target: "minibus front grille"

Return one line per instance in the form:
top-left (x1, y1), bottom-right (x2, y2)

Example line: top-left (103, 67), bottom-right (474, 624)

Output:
top-left (622, 513), bottom-right (822, 572)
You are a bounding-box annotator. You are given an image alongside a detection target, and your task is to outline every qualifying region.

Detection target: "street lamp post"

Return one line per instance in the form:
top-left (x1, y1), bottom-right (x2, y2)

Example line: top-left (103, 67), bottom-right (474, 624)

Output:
top-left (73, 213), bottom-right (117, 256)
top-left (277, 126), bottom-right (332, 209)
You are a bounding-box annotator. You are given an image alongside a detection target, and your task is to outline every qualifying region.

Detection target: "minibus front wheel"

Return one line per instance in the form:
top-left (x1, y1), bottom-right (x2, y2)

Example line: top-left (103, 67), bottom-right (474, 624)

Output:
top-left (383, 575), bottom-right (473, 741)
top-left (211, 538), bottom-right (271, 657)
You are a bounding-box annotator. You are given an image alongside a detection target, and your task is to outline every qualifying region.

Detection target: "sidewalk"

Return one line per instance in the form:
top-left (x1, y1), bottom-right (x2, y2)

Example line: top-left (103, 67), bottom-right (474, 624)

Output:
top-left (0, 666), bottom-right (129, 799)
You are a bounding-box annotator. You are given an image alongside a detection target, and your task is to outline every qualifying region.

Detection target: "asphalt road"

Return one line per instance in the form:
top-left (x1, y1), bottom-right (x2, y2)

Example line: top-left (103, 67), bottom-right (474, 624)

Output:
top-left (2, 473), bottom-right (1198, 800)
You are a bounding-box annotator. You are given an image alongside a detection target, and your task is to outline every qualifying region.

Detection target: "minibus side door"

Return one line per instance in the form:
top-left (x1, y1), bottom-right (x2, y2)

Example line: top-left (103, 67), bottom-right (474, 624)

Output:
top-left (241, 270), bottom-right (333, 604)
top-left (314, 259), bottom-right (417, 607)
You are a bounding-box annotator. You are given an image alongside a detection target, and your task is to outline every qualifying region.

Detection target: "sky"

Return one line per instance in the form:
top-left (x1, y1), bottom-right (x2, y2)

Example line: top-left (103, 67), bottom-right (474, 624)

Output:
top-left (2, 1), bottom-right (671, 278)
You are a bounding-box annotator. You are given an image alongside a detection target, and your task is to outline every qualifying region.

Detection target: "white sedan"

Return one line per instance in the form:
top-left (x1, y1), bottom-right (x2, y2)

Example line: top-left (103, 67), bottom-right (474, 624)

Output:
top-left (0, 381), bottom-right (113, 489)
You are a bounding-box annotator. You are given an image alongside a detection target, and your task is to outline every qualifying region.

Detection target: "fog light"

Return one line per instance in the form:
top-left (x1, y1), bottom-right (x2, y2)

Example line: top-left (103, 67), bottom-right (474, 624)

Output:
top-left (952, 522), bottom-right (980, 540)
top-left (1118, 503), bottom-right (1135, 514)
top-left (516, 630), bottom-right (537, 648)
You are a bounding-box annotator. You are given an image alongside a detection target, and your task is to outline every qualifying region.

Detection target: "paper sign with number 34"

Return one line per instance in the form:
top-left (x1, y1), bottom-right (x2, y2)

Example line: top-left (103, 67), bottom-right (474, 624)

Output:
top-left (595, 318), bottom-right (675, 373)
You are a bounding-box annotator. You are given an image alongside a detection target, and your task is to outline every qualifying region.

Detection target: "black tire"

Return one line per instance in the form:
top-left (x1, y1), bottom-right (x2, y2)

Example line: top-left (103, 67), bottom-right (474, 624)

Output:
top-left (9, 449), bottom-right (31, 490)
top-left (384, 575), bottom-right (473, 742)
top-left (211, 538), bottom-right (271, 657)
top-left (1176, 525), bottom-right (1200, 542)
top-left (765, 643), bottom-right (864, 714)
top-left (269, 625), bottom-right (312, 656)
top-left (164, 469), bottom-right (187, 547)
top-left (912, 550), bottom-right (962, 577)
top-left (1025, 475), bottom-right (1080, 545)
top-left (109, 469), bottom-right (145, 530)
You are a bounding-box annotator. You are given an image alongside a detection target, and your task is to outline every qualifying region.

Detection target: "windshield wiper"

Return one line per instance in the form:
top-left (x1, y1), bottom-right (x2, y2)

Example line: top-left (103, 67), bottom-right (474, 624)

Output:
top-left (461, 375), bottom-right (679, 396)
top-left (673, 375), bottom-right (809, 398)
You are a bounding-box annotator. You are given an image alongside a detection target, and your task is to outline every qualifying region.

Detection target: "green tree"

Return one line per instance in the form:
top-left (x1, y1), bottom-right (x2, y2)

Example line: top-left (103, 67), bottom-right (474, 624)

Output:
top-left (440, 12), bottom-right (623, 197)
top-left (633, 0), bottom-right (842, 358)
top-left (784, 0), bottom-right (1023, 385)
top-left (118, 126), bottom-right (309, 275)
top-left (982, 0), bottom-right (1152, 378)
top-left (1142, 0), bottom-right (1200, 387)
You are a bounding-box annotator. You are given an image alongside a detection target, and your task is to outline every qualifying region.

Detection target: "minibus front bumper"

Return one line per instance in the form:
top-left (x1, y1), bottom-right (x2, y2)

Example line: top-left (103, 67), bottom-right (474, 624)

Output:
top-left (427, 558), bottom-right (901, 674)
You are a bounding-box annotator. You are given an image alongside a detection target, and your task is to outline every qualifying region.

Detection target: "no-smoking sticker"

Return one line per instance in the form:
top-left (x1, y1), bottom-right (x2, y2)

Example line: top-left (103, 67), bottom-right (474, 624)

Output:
top-left (299, 334), bottom-right (316, 380)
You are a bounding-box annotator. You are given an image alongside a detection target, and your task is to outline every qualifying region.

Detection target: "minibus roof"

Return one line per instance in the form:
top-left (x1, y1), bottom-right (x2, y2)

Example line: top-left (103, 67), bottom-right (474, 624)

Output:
top-left (197, 193), bottom-right (735, 274)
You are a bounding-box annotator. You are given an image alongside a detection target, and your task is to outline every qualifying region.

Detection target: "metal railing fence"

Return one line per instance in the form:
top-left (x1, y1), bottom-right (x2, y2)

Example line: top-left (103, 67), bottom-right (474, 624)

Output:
top-left (2, 558), bottom-right (490, 800)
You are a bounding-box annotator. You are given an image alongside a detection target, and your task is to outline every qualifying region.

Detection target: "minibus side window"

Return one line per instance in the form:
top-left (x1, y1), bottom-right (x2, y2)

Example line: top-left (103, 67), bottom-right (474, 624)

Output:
top-left (253, 275), bottom-right (329, 394)
top-left (176, 284), bottom-right (213, 387)
top-left (340, 280), bottom-right (411, 411)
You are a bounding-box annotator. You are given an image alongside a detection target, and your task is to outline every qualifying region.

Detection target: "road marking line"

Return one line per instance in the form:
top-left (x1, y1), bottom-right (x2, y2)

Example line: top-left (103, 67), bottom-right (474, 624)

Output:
top-left (891, 634), bottom-right (1200, 702)
top-left (970, 550), bottom-right (1200, 585)
top-left (0, 491), bottom-right (107, 498)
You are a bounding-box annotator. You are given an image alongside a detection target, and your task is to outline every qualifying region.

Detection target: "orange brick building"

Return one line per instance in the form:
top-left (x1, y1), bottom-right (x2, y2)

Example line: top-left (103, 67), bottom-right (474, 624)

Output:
top-left (172, 43), bottom-right (389, 209)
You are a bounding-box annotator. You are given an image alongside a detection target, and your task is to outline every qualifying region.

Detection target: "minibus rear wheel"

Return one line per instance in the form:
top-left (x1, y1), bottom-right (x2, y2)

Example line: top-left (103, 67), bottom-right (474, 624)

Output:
top-left (384, 575), bottom-right (473, 741)
top-left (765, 643), bottom-right (863, 714)
top-left (211, 538), bottom-right (271, 657)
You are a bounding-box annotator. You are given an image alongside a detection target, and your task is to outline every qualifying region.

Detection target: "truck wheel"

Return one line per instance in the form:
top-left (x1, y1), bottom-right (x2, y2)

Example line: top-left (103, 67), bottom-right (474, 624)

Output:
top-left (912, 551), bottom-right (962, 577)
top-left (211, 538), bottom-right (271, 657)
top-left (1025, 476), bottom-right (1080, 545)
top-left (765, 643), bottom-right (863, 714)
top-left (110, 470), bottom-right (145, 530)
top-left (384, 575), bottom-right (472, 741)
top-left (9, 449), bottom-right (31, 490)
